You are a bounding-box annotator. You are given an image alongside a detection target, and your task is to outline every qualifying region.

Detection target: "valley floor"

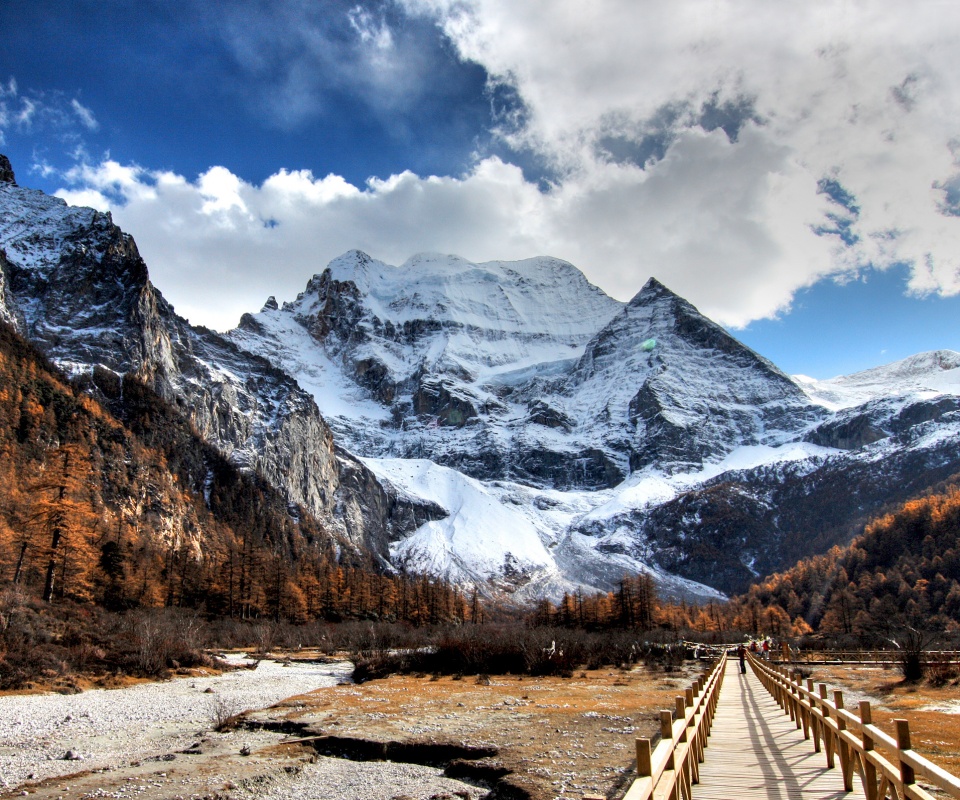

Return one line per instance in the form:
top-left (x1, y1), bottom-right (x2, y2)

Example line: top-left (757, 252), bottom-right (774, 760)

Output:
top-left (1, 653), bottom-right (701, 800)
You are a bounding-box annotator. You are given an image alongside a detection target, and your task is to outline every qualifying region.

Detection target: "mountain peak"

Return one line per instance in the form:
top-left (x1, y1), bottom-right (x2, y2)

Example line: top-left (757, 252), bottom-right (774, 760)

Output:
top-left (0, 154), bottom-right (15, 186)
top-left (630, 276), bottom-right (681, 306)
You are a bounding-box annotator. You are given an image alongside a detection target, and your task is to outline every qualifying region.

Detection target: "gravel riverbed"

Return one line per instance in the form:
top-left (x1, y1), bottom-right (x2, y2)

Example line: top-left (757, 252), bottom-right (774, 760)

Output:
top-left (0, 655), bottom-right (352, 791)
top-left (0, 656), bottom-right (485, 799)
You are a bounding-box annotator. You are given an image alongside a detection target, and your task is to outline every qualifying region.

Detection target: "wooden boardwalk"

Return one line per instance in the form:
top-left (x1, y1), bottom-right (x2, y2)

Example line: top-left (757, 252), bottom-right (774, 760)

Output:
top-left (692, 660), bottom-right (865, 800)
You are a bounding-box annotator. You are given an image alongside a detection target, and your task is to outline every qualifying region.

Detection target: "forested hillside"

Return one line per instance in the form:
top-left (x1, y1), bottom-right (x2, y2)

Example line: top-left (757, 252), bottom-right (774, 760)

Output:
top-left (727, 477), bottom-right (960, 638)
top-left (0, 322), bottom-right (465, 624)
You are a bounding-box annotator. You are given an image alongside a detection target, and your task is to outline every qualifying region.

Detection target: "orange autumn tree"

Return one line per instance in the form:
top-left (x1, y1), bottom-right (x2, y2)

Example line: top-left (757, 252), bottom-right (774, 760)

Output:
top-left (23, 444), bottom-right (100, 602)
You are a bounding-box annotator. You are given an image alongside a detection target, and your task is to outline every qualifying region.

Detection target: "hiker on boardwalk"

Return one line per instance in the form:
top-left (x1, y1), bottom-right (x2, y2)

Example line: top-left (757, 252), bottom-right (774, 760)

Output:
top-left (781, 640), bottom-right (791, 662)
top-left (737, 643), bottom-right (746, 674)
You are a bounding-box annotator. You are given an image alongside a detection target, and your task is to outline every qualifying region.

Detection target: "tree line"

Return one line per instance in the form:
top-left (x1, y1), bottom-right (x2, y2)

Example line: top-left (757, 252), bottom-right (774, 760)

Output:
top-left (723, 476), bottom-right (960, 642)
top-left (0, 322), bottom-right (467, 625)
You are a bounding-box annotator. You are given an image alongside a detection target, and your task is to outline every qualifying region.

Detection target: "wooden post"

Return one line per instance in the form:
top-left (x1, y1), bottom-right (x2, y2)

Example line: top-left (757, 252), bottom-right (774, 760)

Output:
top-left (637, 737), bottom-right (653, 777)
top-left (896, 719), bottom-right (915, 789)
top-left (661, 710), bottom-right (682, 800)
top-left (661, 709), bottom-right (675, 743)
top-left (820, 684), bottom-right (835, 768)
top-left (795, 672), bottom-right (809, 739)
top-left (808, 679), bottom-right (821, 753)
top-left (677, 694), bottom-right (699, 784)
top-left (860, 701), bottom-right (879, 800)
top-left (792, 673), bottom-right (801, 728)
top-left (834, 690), bottom-right (853, 791)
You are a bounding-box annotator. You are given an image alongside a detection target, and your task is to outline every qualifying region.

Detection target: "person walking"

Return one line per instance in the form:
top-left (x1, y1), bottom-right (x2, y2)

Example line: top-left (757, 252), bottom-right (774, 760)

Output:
top-left (737, 643), bottom-right (746, 674)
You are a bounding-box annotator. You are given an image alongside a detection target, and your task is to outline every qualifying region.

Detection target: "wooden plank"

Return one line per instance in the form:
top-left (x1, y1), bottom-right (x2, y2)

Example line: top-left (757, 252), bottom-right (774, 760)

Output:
top-left (692, 661), bottom-right (866, 800)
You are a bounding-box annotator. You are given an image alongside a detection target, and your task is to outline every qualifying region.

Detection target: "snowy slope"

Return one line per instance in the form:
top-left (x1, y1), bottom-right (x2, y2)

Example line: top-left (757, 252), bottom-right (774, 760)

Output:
top-left (231, 250), bottom-right (628, 488)
top-left (795, 350), bottom-right (960, 409)
top-left (231, 260), bottom-right (825, 489)
top-left (558, 278), bottom-right (823, 473)
top-left (362, 456), bottom-right (728, 602)
top-left (225, 248), bottom-right (960, 599)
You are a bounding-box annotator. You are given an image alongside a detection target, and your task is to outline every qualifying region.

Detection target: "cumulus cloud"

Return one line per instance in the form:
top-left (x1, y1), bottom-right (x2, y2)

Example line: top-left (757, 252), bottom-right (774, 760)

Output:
top-left (400, 0), bottom-right (960, 304)
top-left (57, 133), bottom-right (834, 330)
top-left (50, 1), bottom-right (960, 333)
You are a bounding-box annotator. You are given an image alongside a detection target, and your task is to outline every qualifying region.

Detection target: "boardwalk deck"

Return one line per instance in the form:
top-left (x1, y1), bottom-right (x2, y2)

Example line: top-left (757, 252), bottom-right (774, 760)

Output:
top-left (692, 660), bottom-right (865, 800)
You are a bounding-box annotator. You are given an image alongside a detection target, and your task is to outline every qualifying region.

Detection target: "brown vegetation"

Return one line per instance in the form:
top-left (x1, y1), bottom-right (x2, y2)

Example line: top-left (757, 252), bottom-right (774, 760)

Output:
top-left (0, 322), bottom-right (471, 689)
top-left (248, 658), bottom-right (706, 800)
top-left (720, 478), bottom-right (960, 666)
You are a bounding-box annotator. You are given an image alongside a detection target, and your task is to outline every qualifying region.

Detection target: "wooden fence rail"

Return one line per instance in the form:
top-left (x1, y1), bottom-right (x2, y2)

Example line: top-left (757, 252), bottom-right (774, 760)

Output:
top-left (782, 650), bottom-right (960, 665)
top-left (614, 652), bottom-right (726, 800)
top-left (748, 652), bottom-right (960, 800)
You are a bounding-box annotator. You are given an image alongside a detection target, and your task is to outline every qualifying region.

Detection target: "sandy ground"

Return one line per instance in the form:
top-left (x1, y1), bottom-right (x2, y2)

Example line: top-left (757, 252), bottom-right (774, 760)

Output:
top-left (239, 660), bottom-right (703, 800)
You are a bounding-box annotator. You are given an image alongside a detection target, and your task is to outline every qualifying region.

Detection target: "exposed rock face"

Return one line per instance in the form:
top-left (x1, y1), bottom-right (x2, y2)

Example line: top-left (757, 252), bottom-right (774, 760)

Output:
top-left (221, 244), bottom-right (960, 598)
top-left (230, 255), bottom-right (825, 490)
top-left (584, 403), bottom-right (960, 595)
top-left (0, 163), bottom-right (420, 558)
top-left (567, 278), bottom-right (823, 473)
top-left (230, 249), bottom-right (629, 490)
top-left (0, 155), bottom-right (15, 185)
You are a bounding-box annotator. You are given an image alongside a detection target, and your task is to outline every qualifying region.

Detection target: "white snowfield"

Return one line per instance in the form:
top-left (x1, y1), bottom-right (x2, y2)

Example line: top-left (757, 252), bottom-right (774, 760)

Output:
top-left (364, 447), bottom-right (847, 603)
top-left (356, 347), bottom-right (960, 603)
top-left (794, 350), bottom-right (960, 409)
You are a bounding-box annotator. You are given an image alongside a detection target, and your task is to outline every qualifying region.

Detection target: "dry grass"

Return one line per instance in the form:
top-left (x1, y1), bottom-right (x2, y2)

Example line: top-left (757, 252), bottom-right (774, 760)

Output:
top-left (800, 663), bottom-right (960, 780)
top-left (249, 662), bottom-right (705, 800)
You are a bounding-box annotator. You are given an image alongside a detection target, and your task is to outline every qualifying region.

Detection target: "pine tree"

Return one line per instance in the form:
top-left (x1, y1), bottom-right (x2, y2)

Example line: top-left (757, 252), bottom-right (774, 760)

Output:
top-left (25, 445), bottom-right (99, 602)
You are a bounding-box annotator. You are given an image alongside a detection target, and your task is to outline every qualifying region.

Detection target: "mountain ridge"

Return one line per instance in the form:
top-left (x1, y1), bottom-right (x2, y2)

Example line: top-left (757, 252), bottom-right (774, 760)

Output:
top-left (2, 155), bottom-right (959, 601)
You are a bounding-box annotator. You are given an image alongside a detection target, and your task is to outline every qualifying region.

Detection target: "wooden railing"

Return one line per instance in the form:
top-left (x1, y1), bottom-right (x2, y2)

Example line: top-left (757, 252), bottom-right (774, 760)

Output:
top-left (781, 650), bottom-right (960, 666)
top-left (609, 652), bottom-right (726, 800)
top-left (748, 653), bottom-right (960, 800)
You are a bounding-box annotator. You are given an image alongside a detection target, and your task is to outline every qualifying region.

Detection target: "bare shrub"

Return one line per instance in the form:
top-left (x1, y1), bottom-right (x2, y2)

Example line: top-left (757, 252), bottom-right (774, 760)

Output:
top-left (208, 693), bottom-right (244, 731)
top-left (927, 653), bottom-right (959, 687)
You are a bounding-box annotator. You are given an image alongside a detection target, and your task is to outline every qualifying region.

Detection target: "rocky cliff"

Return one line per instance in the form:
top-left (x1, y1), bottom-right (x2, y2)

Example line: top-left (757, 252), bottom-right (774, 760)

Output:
top-left (0, 166), bottom-right (431, 560)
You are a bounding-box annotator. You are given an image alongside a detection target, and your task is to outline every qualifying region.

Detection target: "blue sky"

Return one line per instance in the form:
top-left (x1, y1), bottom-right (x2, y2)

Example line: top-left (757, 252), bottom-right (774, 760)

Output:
top-left (2, 0), bottom-right (959, 379)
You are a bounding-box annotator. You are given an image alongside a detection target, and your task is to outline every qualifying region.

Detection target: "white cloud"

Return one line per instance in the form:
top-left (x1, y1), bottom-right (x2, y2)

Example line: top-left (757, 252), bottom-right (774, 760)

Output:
top-left (55, 138), bottom-right (835, 330)
top-left (400, 0), bottom-right (960, 306)
top-left (49, 1), bottom-right (960, 333)
top-left (70, 99), bottom-right (98, 131)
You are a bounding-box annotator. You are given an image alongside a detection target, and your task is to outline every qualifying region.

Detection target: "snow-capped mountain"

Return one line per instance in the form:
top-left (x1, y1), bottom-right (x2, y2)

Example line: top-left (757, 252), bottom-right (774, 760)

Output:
top-left (0, 157), bottom-right (435, 560)
top-left (231, 253), bottom-right (822, 488)
top-left (796, 350), bottom-right (960, 410)
top-left (2, 154), bottom-right (959, 600)
top-left (230, 256), bottom-right (960, 599)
